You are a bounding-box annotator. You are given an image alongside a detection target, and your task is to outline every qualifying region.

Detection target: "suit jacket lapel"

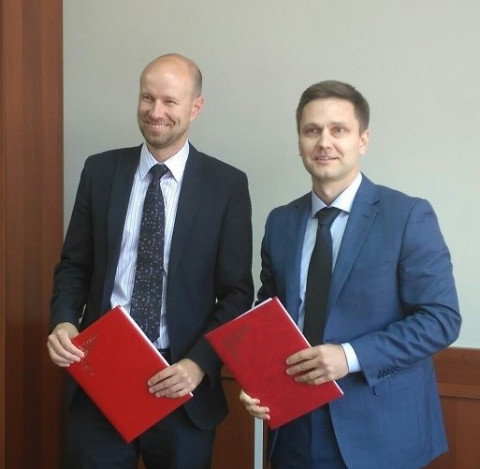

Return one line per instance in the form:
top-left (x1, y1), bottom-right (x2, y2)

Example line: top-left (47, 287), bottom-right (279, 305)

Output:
top-left (329, 176), bottom-right (379, 306)
top-left (285, 194), bottom-right (310, 322)
top-left (168, 145), bottom-right (204, 278)
top-left (103, 146), bottom-right (140, 309)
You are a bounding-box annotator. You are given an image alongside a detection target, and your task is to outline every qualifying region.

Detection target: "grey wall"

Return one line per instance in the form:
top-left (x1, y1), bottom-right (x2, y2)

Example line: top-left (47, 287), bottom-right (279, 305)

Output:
top-left (64, 0), bottom-right (480, 346)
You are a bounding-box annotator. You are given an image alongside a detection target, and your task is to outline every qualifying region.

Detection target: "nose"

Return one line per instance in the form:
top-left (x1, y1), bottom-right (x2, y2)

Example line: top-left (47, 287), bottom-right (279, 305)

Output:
top-left (316, 131), bottom-right (331, 148)
top-left (149, 99), bottom-right (165, 119)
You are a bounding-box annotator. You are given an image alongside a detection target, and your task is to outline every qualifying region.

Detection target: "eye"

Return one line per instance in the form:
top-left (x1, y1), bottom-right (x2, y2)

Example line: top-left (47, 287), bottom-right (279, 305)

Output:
top-left (164, 98), bottom-right (178, 106)
top-left (332, 126), bottom-right (346, 135)
top-left (304, 127), bottom-right (320, 136)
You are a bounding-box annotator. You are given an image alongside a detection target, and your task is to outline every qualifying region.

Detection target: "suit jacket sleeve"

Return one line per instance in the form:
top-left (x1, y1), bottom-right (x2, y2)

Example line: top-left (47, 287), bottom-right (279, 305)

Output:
top-left (349, 198), bottom-right (461, 386)
top-left (50, 158), bottom-right (95, 330)
top-left (257, 212), bottom-right (280, 303)
top-left (50, 148), bottom-right (128, 331)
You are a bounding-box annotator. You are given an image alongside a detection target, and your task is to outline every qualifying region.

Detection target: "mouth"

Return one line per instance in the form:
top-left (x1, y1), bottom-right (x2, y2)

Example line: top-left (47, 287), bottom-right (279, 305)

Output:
top-left (313, 155), bottom-right (337, 162)
top-left (144, 121), bottom-right (170, 131)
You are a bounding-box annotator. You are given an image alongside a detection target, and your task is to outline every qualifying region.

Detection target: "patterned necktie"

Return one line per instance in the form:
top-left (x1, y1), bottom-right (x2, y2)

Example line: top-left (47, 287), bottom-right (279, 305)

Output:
top-left (130, 164), bottom-right (169, 342)
top-left (303, 207), bottom-right (340, 346)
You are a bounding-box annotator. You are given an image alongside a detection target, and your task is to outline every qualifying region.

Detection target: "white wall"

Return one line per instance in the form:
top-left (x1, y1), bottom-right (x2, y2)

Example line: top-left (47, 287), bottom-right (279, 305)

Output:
top-left (64, 0), bottom-right (480, 347)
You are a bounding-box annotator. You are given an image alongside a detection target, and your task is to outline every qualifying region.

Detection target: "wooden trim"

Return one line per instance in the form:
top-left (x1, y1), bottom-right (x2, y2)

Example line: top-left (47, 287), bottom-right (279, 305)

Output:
top-left (212, 367), bottom-right (255, 469)
top-left (0, 0), bottom-right (6, 459)
top-left (434, 347), bottom-right (480, 398)
top-left (427, 347), bottom-right (480, 469)
top-left (221, 366), bottom-right (235, 379)
top-left (1, 0), bottom-right (63, 467)
top-left (437, 383), bottom-right (480, 400)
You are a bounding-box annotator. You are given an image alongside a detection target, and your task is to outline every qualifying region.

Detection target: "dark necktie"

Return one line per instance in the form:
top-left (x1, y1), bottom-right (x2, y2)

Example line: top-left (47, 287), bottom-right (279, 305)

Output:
top-left (303, 207), bottom-right (340, 346)
top-left (130, 164), bottom-right (169, 342)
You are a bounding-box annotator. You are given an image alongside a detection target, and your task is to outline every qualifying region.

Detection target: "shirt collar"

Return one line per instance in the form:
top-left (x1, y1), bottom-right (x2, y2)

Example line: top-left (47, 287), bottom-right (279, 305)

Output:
top-left (139, 140), bottom-right (189, 182)
top-left (310, 173), bottom-right (363, 217)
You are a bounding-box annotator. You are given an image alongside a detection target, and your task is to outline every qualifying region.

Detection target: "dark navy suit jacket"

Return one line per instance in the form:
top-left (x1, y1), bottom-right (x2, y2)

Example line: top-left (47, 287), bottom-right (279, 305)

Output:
top-left (258, 175), bottom-right (460, 468)
top-left (50, 144), bottom-right (254, 430)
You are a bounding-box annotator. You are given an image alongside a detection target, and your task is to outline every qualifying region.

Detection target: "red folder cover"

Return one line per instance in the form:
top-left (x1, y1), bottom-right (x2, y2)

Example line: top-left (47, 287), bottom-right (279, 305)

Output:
top-left (66, 306), bottom-right (192, 442)
top-left (205, 297), bottom-right (343, 429)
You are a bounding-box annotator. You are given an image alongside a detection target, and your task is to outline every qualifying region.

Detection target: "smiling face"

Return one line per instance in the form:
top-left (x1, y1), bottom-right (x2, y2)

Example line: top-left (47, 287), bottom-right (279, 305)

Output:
top-left (298, 98), bottom-right (369, 203)
top-left (137, 56), bottom-right (203, 161)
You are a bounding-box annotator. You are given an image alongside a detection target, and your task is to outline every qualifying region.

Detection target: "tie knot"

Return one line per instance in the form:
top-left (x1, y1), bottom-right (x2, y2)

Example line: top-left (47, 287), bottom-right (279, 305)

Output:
top-left (316, 207), bottom-right (340, 227)
top-left (149, 164), bottom-right (168, 182)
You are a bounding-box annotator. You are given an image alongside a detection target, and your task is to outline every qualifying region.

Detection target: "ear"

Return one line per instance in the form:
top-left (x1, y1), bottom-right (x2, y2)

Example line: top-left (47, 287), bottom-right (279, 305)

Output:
top-left (190, 96), bottom-right (204, 122)
top-left (297, 131), bottom-right (304, 158)
top-left (359, 129), bottom-right (370, 155)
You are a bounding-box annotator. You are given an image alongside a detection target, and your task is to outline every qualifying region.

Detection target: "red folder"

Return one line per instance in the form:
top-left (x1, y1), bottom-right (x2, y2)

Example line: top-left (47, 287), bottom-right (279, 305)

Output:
top-left (206, 297), bottom-right (343, 429)
top-left (66, 306), bottom-right (191, 442)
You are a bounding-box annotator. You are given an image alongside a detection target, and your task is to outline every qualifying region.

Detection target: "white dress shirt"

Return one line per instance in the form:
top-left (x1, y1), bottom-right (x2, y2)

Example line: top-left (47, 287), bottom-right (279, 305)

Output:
top-left (110, 140), bottom-right (189, 349)
top-left (298, 173), bottom-right (363, 373)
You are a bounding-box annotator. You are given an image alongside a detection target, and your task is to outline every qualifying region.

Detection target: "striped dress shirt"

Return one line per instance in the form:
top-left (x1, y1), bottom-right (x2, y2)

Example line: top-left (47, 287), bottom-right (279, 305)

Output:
top-left (110, 140), bottom-right (189, 349)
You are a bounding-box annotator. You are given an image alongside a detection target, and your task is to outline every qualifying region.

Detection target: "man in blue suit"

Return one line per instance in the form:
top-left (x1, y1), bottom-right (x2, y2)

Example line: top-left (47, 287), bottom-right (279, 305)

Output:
top-left (47, 54), bottom-right (253, 468)
top-left (241, 80), bottom-right (460, 468)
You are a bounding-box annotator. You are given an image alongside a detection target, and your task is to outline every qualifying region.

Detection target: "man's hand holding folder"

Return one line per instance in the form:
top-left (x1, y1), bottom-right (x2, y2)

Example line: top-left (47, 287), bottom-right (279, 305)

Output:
top-left (239, 341), bottom-right (348, 422)
top-left (205, 297), bottom-right (343, 429)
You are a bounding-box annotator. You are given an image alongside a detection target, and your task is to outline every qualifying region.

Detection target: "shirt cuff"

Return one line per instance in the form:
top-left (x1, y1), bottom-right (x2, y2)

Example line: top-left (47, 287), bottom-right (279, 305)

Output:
top-left (341, 342), bottom-right (361, 373)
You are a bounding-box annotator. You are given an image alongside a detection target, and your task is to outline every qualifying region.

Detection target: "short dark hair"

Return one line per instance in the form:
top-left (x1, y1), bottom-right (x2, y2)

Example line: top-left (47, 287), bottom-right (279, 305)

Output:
top-left (296, 80), bottom-right (370, 133)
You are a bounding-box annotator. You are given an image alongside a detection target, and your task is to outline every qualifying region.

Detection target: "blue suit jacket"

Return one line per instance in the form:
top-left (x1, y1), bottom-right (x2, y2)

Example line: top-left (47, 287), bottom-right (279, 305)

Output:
top-left (258, 175), bottom-right (460, 468)
top-left (50, 144), bottom-right (254, 430)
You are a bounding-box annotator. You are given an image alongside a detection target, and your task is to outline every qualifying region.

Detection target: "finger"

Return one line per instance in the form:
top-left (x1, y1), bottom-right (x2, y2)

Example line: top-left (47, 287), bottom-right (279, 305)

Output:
top-left (253, 413), bottom-right (271, 420)
top-left (149, 372), bottom-right (183, 394)
top-left (48, 347), bottom-right (76, 367)
top-left (56, 335), bottom-right (84, 358)
top-left (247, 404), bottom-right (270, 414)
top-left (48, 335), bottom-right (83, 361)
top-left (286, 347), bottom-right (313, 365)
top-left (239, 392), bottom-right (260, 406)
top-left (293, 366), bottom-right (332, 385)
top-left (147, 364), bottom-right (176, 386)
top-left (153, 382), bottom-right (182, 398)
top-left (249, 408), bottom-right (271, 420)
top-left (54, 346), bottom-right (83, 363)
top-left (295, 373), bottom-right (324, 384)
top-left (153, 375), bottom-right (196, 398)
top-left (157, 384), bottom-right (192, 399)
top-left (286, 359), bottom-right (315, 376)
top-left (47, 342), bottom-right (82, 364)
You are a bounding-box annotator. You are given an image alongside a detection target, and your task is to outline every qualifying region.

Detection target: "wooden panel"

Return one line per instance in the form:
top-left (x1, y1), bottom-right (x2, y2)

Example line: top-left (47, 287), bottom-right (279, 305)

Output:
top-left (427, 347), bottom-right (480, 468)
top-left (1, 0), bottom-right (64, 467)
top-left (435, 347), bottom-right (480, 398)
top-left (0, 0), bottom-right (6, 460)
top-left (211, 368), bottom-right (255, 469)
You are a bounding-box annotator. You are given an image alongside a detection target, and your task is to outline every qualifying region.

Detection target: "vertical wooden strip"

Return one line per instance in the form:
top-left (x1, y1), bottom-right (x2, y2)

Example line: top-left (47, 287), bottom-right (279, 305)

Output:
top-left (4, 0), bottom-right (26, 463)
top-left (211, 369), bottom-right (255, 468)
top-left (38, 0), bottom-right (65, 464)
top-left (1, 0), bottom-right (63, 467)
top-left (0, 0), bottom-right (6, 462)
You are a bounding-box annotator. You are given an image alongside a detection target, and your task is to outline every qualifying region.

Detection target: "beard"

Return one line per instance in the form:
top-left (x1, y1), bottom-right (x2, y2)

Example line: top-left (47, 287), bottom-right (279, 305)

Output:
top-left (138, 119), bottom-right (186, 154)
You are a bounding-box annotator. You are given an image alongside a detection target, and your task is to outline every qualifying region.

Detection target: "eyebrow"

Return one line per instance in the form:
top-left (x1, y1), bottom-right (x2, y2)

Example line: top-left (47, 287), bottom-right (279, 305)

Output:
top-left (302, 121), bottom-right (349, 129)
top-left (329, 120), bottom-right (349, 127)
